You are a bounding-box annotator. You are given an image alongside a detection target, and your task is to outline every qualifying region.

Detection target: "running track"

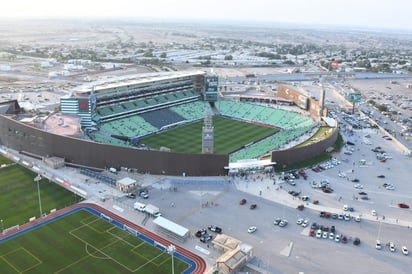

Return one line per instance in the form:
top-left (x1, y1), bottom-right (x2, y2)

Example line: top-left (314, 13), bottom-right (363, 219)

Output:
top-left (0, 202), bottom-right (206, 274)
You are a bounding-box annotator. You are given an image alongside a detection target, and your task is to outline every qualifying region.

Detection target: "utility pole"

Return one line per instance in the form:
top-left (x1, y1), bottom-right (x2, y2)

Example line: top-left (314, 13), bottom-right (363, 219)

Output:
top-left (167, 244), bottom-right (176, 274)
top-left (34, 175), bottom-right (43, 217)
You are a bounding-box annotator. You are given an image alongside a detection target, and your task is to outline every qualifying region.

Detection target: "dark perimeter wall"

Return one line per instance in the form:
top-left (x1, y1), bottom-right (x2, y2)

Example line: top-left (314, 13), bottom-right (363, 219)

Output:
top-left (271, 126), bottom-right (338, 167)
top-left (0, 115), bottom-right (228, 176)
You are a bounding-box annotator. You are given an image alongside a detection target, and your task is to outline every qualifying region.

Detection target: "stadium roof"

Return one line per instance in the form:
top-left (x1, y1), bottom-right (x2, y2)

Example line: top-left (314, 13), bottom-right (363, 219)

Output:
top-left (117, 177), bottom-right (136, 186)
top-left (73, 71), bottom-right (206, 94)
top-left (225, 159), bottom-right (276, 171)
top-left (321, 116), bottom-right (337, 127)
top-left (153, 216), bottom-right (189, 237)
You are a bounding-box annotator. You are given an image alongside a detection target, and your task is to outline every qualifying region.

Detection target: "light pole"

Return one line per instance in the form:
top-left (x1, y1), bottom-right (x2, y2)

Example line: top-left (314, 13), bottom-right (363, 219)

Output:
top-left (34, 175), bottom-right (43, 217)
top-left (167, 244), bottom-right (176, 274)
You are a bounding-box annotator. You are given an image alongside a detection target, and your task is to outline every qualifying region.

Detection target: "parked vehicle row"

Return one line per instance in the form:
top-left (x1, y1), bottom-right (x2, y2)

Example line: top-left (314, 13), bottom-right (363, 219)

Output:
top-left (376, 240), bottom-right (409, 255)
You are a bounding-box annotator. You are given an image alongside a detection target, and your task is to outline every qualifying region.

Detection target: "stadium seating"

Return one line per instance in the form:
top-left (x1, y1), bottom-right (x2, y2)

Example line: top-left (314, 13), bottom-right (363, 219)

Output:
top-left (80, 168), bottom-right (117, 186)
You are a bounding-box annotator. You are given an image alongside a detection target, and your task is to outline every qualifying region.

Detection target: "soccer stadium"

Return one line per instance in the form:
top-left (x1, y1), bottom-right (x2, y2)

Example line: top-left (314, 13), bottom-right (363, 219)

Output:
top-left (0, 71), bottom-right (338, 176)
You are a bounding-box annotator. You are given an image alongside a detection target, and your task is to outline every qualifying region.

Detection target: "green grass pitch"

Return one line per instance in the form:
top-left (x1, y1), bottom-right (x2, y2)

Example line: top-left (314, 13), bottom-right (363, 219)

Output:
top-left (0, 210), bottom-right (189, 273)
top-left (0, 158), bottom-right (83, 229)
top-left (140, 116), bottom-right (278, 154)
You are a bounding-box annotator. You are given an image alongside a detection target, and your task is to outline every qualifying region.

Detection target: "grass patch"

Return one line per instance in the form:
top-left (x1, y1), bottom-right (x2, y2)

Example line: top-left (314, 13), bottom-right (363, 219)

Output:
top-left (0, 210), bottom-right (190, 273)
top-left (0, 157), bottom-right (83, 228)
top-left (140, 116), bottom-right (278, 154)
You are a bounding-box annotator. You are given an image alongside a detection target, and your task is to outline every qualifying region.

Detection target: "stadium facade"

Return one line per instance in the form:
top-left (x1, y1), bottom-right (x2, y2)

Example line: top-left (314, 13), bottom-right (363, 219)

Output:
top-left (0, 72), bottom-right (338, 176)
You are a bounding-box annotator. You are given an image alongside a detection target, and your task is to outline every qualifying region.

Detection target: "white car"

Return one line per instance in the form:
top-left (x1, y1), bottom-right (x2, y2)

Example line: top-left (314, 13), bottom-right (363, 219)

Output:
top-left (376, 240), bottom-right (382, 250)
top-left (386, 185), bottom-right (395, 190)
top-left (329, 232), bottom-right (335, 240)
top-left (389, 242), bottom-right (396, 252)
top-left (296, 218), bottom-right (304, 225)
top-left (401, 246), bottom-right (408, 255)
top-left (335, 234), bottom-right (341, 242)
top-left (248, 226), bottom-right (257, 233)
top-left (371, 210), bottom-right (377, 216)
top-left (316, 229), bottom-right (322, 238)
top-left (322, 231), bottom-right (328, 239)
top-left (301, 219), bottom-right (309, 228)
top-left (354, 184), bottom-right (363, 189)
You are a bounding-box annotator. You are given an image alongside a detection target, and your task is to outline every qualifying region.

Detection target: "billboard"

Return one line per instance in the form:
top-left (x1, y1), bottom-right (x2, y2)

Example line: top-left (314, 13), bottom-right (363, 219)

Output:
top-left (297, 95), bottom-right (309, 110)
top-left (348, 93), bottom-right (361, 103)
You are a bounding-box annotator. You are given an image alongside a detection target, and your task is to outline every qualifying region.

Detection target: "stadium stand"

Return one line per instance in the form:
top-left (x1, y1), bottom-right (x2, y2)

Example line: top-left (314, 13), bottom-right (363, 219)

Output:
top-left (80, 168), bottom-right (117, 186)
top-left (140, 108), bottom-right (185, 129)
top-left (95, 89), bottom-right (201, 122)
top-left (170, 101), bottom-right (212, 121)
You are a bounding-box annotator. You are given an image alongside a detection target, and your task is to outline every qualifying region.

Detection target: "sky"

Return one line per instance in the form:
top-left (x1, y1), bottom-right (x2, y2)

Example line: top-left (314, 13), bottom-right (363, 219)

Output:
top-left (1, 0), bottom-right (411, 30)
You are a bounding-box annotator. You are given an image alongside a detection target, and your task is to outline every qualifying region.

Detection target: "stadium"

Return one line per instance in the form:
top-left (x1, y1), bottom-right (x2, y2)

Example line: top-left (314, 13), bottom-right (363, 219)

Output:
top-left (0, 71), bottom-right (338, 176)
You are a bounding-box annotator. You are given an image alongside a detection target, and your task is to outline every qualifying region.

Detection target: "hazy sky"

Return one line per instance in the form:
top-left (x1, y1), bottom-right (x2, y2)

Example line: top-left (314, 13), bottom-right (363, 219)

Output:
top-left (1, 0), bottom-right (411, 30)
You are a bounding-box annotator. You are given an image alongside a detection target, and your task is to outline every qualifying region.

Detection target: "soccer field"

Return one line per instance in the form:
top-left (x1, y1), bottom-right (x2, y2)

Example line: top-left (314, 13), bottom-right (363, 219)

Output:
top-left (0, 209), bottom-right (190, 273)
top-left (0, 157), bottom-right (82, 229)
top-left (140, 116), bottom-right (278, 154)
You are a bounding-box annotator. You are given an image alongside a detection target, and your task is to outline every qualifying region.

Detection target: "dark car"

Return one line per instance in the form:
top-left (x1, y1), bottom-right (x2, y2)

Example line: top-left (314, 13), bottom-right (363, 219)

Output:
top-left (351, 178), bottom-right (360, 182)
top-left (250, 204), bottom-right (257, 210)
top-left (377, 175), bottom-right (385, 178)
top-left (398, 203), bottom-right (410, 209)
top-left (208, 225), bottom-right (222, 233)
top-left (311, 222), bottom-right (319, 230)
top-left (322, 188), bottom-right (333, 193)
top-left (296, 204), bottom-right (304, 211)
top-left (200, 234), bottom-right (213, 243)
top-left (239, 198), bottom-right (247, 205)
top-left (353, 237), bottom-right (361, 246)
top-left (195, 229), bottom-right (207, 238)
top-left (358, 191), bottom-right (367, 195)
top-left (331, 225), bottom-right (335, 233)
top-left (341, 235), bottom-right (348, 244)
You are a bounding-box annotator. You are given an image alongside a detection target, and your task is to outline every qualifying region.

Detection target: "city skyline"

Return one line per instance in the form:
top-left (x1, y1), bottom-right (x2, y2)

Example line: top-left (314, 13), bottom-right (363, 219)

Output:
top-left (1, 0), bottom-right (411, 31)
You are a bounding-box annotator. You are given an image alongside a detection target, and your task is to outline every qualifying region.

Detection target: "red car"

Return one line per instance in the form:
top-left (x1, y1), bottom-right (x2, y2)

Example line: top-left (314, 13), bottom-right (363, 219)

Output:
top-left (309, 229), bottom-right (315, 237)
top-left (322, 188), bottom-right (333, 193)
top-left (398, 203), bottom-right (410, 209)
top-left (240, 199), bottom-right (247, 205)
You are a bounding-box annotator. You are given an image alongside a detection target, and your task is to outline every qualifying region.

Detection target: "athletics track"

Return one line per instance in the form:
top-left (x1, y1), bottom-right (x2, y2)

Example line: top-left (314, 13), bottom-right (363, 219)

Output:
top-left (0, 202), bottom-right (206, 274)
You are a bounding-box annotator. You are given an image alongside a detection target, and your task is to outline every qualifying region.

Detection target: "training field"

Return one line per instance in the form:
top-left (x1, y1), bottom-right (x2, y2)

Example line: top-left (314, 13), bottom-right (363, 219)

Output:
top-left (140, 116), bottom-right (278, 154)
top-left (0, 209), bottom-right (190, 273)
top-left (0, 157), bottom-right (82, 229)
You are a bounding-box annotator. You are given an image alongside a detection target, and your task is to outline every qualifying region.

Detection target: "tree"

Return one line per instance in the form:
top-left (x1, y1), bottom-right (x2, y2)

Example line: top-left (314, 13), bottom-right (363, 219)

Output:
top-left (143, 50), bottom-right (153, 58)
top-left (224, 55), bottom-right (233, 60)
top-left (160, 52), bottom-right (167, 58)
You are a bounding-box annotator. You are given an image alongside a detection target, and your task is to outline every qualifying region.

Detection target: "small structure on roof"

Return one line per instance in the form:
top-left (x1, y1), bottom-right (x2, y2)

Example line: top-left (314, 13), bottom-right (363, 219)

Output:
top-left (116, 177), bottom-right (137, 193)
